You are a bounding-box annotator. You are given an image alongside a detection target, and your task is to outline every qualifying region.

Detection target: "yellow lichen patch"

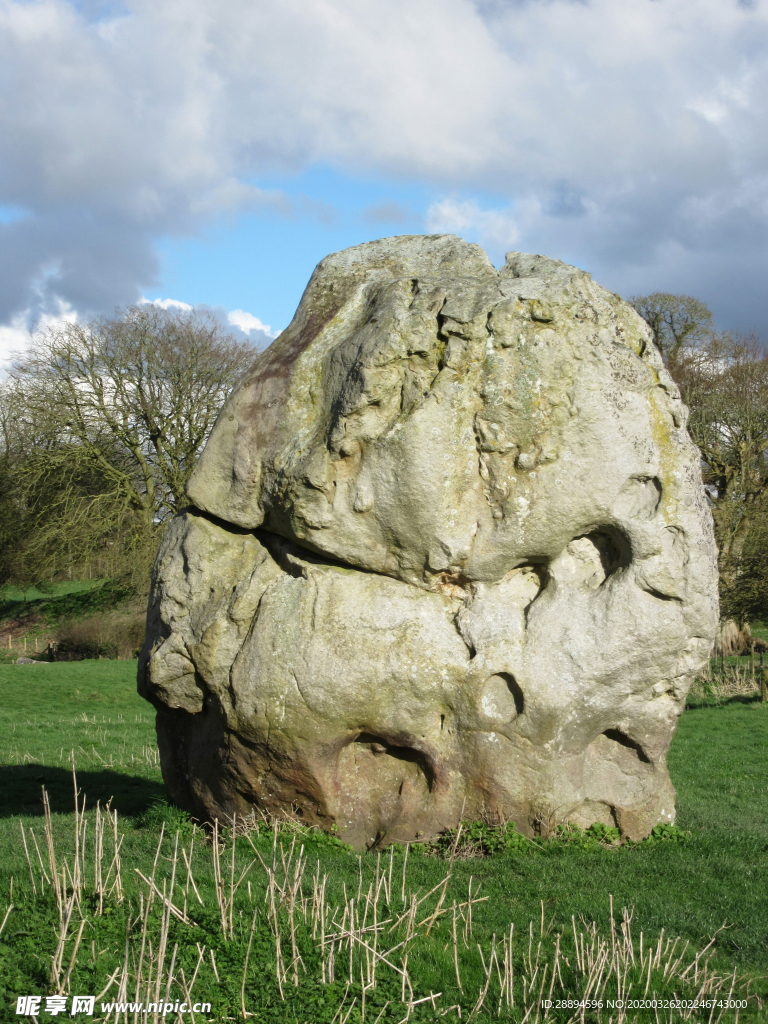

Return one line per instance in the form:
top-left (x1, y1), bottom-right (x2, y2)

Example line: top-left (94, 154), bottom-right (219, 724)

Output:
top-left (646, 386), bottom-right (682, 524)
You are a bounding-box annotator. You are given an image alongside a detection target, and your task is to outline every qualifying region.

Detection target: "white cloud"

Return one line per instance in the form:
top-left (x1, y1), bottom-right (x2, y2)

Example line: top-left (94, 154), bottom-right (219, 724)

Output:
top-left (143, 297), bottom-right (193, 311)
top-left (227, 309), bottom-right (278, 339)
top-left (426, 199), bottom-right (519, 255)
top-left (0, 300), bottom-right (77, 367)
top-left (1, 0), bottom-right (768, 329)
top-left (0, 314), bottom-right (32, 366)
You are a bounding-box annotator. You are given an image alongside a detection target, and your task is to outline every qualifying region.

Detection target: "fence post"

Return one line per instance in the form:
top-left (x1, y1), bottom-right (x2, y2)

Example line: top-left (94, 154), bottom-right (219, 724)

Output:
top-left (762, 669), bottom-right (768, 703)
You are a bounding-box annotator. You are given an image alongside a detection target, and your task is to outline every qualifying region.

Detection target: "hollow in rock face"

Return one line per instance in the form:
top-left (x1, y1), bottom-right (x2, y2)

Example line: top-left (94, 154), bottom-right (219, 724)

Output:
top-left (139, 235), bottom-right (718, 848)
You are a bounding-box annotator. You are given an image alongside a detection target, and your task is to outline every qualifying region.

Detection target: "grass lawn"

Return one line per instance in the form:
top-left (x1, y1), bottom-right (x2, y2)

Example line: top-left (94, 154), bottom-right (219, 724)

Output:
top-left (0, 582), bottom-right (105, 603)
top-left (0, 662), bottom-right (765, 1022)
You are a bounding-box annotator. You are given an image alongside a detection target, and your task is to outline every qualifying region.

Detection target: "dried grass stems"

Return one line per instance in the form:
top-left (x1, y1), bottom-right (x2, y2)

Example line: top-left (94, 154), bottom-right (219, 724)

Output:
top-left (16, 767), bottom-right (761, 1022)
top-left (690, 662), bottom-right (761, 702)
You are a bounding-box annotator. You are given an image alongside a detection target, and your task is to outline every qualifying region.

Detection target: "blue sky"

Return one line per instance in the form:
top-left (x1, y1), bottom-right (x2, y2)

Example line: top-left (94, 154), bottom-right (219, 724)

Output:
top-left (148, 166), bottom-right (605, 336)
top-left (1, 0), bottom-right (768, 355)
top-left (148, 168), bottom-right (433, 335)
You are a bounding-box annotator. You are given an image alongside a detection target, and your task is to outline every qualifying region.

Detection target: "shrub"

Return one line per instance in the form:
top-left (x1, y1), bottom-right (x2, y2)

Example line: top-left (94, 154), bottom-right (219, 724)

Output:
top-left (54, 607), bottom-right (146, 660)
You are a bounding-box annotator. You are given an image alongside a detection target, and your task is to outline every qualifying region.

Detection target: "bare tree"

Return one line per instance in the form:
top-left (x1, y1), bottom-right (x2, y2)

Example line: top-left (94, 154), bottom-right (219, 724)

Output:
top-left (10, 304), bottom-right (254, 524)
top-left (676, 332), bottom-right (768, 618)
top-left (631, 291), bottom-right (768, 621)
top-left (1, 304), bottom-right (255, 586)
top-left (629, 292), bottom-right (714, 371)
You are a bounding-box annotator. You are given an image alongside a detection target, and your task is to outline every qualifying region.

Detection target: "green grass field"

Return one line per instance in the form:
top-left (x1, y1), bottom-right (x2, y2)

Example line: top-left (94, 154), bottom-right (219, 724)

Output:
top-left (0, 661), bottom-right (765, 1022)
top-left (0, 580), bottom-right (112, 624)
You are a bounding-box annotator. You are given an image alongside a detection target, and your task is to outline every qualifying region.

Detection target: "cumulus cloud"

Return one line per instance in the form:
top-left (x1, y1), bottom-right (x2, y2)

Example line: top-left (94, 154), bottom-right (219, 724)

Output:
top-left (144, 298), bottom-right (277, 348)
top-left (1, 0), bottom-right (768, 329)
top-left (0, 300), bottom-right (77, 367)
top-left (227, 309), bottom-right (278, 339)
top-left (426, 199), bottom-right (520, 255)
top-left (144, 297), bottom-right (193, 311)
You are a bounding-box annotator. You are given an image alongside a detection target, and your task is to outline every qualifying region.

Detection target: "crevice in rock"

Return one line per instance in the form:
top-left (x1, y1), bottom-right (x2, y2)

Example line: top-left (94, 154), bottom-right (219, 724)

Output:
top-left (480, 672), bottom-right (524, 723)
top-left (256, 529), bottom-right (384, 582)
top-left (451, 605), bottom-right (477, 659)
top-left (565, 528), bottom-right (631, 591)
top-left (520, 563), bottom-right (549, 625)
top-left (639, 585), bottom-right (683, 604)
top-left (589, 528), bottom-right (631, 577)
top-left (602, 729), bottom-right (651, 764)
top-left (181, 504), bottom-right (260, 538)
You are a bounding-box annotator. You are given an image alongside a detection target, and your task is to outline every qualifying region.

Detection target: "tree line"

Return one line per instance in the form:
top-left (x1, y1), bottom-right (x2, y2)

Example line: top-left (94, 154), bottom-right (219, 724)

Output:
top-left (0, 304), bottom-right (253, 593)
top-left (628, 293), bottom-right (768, 624)
top-left (0, 295), bottom-right (766, 624)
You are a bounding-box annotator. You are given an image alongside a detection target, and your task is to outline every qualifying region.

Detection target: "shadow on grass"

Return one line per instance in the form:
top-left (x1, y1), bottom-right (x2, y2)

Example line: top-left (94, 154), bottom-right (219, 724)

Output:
top-left (686, 692), bottom-right (766, 712)
top-left (0, 764), bottom-right (165, 818)
top-left (0, 580), bottom-right (135, 628)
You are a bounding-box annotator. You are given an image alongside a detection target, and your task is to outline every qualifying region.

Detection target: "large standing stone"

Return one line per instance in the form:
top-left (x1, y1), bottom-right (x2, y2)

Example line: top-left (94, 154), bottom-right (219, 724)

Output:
top-left (139, 235), bottom-right (718, 848)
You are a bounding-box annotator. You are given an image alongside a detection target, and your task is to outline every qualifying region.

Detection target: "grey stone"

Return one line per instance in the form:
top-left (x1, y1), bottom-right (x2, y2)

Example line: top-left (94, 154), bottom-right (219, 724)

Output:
top-left (139, 234), bottom-right (718, 847)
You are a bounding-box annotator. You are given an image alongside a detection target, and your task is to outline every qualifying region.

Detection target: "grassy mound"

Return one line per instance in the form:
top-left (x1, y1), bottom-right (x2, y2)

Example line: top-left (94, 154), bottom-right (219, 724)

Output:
top-left (0, 581), bottom-right (146, 662)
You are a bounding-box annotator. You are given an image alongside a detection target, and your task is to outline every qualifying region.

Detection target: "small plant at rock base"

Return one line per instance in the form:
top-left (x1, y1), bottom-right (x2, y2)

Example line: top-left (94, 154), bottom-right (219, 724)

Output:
top-left (641, 822), bottom-right (691, 845)
top-left (138, 799), bottom-right (197, 841)
top-left (424, 818), bottom-right (536, 858)
top-left (551, 821), bottom-right (621, 848)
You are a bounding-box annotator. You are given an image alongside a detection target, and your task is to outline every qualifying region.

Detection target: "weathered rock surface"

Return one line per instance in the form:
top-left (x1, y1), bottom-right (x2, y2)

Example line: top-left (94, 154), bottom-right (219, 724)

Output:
top-left (139, 234), bottom-right (718, 848)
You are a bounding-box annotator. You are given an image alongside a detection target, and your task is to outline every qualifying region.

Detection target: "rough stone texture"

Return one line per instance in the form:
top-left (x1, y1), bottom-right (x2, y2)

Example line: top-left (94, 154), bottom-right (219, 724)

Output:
top-left (139, 234), bottom-right (719, 848)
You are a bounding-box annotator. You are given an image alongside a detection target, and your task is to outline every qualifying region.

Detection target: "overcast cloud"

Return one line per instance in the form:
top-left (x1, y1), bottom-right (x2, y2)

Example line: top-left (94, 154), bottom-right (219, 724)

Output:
top-left (1, 0), bottom-right (767, 334)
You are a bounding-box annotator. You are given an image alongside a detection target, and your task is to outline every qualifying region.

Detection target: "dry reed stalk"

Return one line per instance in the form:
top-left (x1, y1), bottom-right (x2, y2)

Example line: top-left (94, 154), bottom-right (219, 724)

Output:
top-left (451, 901), bottom-right (463, 994)
top-left (288, 843), bottom-right (306, 985)
top-left (387, 844), bottom-right (394, 907)
top-left (189, 943), bottom-right (207, 993)
top-left (178, 969), bottom-right (196, 1024)
top-left (42, 787), bottom-right (62, 920)
top-left (109, 807), bottom-right (123, 901)
top-left (183, 824), bottom-right (204, 909)
top-left (94, 802), bottom-right (104, 914)
top-left (134, 868), bottom-right (190, 924)
top-left (151, 878), bottom-right (173, 1024)
top-left (19, 819), bottom-right (37, 895)
top-left (50, 893), bottom-right (75, 987)
top-left (133, 891), bottom-right (154, 1022)
top-left (0, 903), bottom-right (14, 939)
top-left (95, 966), bottom-right (122, 1005)
top-left (142, 938), bottom-right (155, 1018)
top-left (161, 942), bottom-right (179, 1015)
top-left (59, 917), bottom-right (87, 994)
top-left (229, 813), bottom-right (237, 938)
top-left (63, 858), bottom-right (83, 917)
top-left (181, 846), bottom-right (204, 906)
top-left (212, 820), bottom-right (228, 938)
top-left (241, 905), bottom-right (259, 1019)
top-left (29, 827), bottom-right (50, 889)
top-left (71, 754), bottom-right (81, 895)
top-left (470, 934), bottom-right (495, 1020)
top-left (109, 921), bottom-right (131, 1024)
